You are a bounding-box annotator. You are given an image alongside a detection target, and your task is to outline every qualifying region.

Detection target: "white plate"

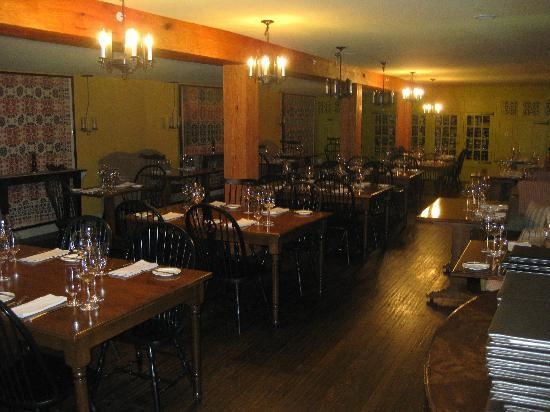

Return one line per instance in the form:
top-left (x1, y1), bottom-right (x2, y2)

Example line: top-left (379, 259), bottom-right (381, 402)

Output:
top-left (294, 209), bottom-right (313, 216)
top-left (225, 204), bottom-right (241, 210)
top-left (152, 267), bottom-right (181, 277)
top-left (462, 261), bottom-right (490, 271)
top-left (0, 291), bottom-right (15, 303)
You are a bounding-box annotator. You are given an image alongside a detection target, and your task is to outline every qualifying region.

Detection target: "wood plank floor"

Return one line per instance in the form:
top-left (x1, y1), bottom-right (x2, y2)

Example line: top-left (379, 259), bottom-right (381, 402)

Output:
top-left (80, 207), bottom-right (457, 412)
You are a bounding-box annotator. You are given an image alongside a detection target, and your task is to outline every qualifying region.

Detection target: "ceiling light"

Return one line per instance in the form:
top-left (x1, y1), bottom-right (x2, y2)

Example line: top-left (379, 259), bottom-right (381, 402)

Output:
top-left (247, 20), bottom-right (287, 85)
top-left (422, 79), bottom-right (443, 114)
top-left (325, 46), bottom-right (353, 99)
top-left (372, 61), bottom-right (394, 106)
top-left (97, 0), bottom-right (153, 79)
top-left (402, 71), bottom-right (424, 101)
top-left (80, 75), bottom-right (98, 134)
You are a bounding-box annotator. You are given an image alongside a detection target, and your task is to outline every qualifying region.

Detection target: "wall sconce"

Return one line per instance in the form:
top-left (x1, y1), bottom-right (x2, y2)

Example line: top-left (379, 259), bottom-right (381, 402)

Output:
top-left (80, 75), bottom-right (98, 134)
top-left (168, 82), bottom-right (180, 130)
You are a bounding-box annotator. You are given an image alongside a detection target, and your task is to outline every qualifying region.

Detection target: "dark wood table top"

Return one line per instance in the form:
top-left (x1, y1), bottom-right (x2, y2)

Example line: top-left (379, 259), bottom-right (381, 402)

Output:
top-left (6, 244), bottom-right (211, 359)
top-left (425, 292), bottom-right (497, 412)
top-left (417, 197), bottom-right (489, 225)
top-left (451, 240), bottom-right (504, 280)
top-left (71, 184), bottom-right (142, 199)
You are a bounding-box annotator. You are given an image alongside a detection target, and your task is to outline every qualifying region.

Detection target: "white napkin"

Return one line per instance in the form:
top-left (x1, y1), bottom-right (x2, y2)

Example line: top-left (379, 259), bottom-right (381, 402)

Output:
top-left (162, 212), bottom-right (184, 221)
top-left (0, 291), bottom-right (15, 303)
top-left (11, 294), bottom-right (67, 318)
top-left (236, 218), bottom-right (256, 228)
top-left (20, 248), bottom-right (69, 264)
top-left (210, 201), bottom-right (226, 207)
top-left (108, 259), bottom-right (159, 279)
top-left (115, 181), bottom-right (135, 188)
top-left (262, 207), bottom-right (289, 216)
top-left (508, 241), bottom-right (531, 251)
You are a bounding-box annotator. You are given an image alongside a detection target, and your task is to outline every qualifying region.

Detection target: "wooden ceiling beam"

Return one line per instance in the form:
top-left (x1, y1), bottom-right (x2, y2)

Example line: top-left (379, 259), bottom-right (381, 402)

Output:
top-left (0, 0), bottom-right (407, 89)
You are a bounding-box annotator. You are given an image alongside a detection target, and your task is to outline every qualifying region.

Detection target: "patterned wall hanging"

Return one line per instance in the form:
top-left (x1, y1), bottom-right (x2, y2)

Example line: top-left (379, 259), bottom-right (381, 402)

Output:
top-left (0, 72), bottom-right (74, 228)
top-left (180, 85), bottom-right (223, 156)
top-left (282, 93), bottom-right (315, 156)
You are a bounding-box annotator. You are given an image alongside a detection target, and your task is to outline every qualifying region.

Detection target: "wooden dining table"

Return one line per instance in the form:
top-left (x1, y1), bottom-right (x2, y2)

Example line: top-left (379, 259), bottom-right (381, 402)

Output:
top-left (160, 203), bottom-right (330, 326)
top-left (3, 244), bottom-right (212, 411)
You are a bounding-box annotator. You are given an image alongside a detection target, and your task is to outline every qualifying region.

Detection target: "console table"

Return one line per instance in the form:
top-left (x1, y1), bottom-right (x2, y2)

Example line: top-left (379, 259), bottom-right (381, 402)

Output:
top-left (0, 169), bottom-right (85, 217)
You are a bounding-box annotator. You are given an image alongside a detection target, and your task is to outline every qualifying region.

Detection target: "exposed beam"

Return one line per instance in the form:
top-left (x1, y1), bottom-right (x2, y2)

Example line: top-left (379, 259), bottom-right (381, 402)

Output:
top-left (0, 0), bottom-right (408, 90)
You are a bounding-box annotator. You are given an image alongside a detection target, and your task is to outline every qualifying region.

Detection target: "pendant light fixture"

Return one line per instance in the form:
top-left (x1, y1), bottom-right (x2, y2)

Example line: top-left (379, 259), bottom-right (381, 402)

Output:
top-left (402, 71), bottom-right (424, 101)
top-left (325, 46), bottom-right (353, 99)
top-left (247, 20), bottom-right (287, 85)
top-left (422, 79), bottom-right (443, 114)
top-left (97, 0), bottom-right (153, 79)
top-left (372, 61), bottom-right (394, 106)
top-left (80, 75), bottom-right (98, 134)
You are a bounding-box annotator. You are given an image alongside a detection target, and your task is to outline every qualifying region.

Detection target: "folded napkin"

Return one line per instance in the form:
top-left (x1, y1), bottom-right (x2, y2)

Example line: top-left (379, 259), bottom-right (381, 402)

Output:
top-left (20, 248), bottom-right (69, 264)
top-left (262, 207), bottom-right (289, 216)
top-left (210, 201), bottom-right (226, 207)
top-left (0, 291), bottom-right (15, 303)
top-left (108, 259), bottom-right (159, 279)
top-left (161, 212), bottom-right (184, 221)
top-left (508, 241), bottom-right (531, 251)
top-left (11, 294), bottom-right (67, 318)
top-left (236, 218), bottom-right (256, 228)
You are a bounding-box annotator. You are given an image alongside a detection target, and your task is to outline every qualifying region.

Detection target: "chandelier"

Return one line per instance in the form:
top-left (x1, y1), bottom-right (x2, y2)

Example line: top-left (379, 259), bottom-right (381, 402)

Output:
top-left (372, 61), bottom-right (394, 106)
top-left (401, 72), bottom-right (424, 101)
top-left (247, 20), bottom-right (287, 84)
top-left (422, 79), bottom-right (443, 114)
top-left (97, 0), bottom-right (153, 79)
top-left (325, 46), bottom-right (353, 99)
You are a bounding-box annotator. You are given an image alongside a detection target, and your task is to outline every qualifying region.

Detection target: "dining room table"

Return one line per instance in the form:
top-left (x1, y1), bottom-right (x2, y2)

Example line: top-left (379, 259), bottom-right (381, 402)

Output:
top-left (418, 159), bottom-right (454, 195)
top-left (2, 244), bottom-right (212, 411)
top-left (393, 168), bottom-right (424, 212)
top-left (159, 203), bottom-right (330, 326)
top-left (417, 197), bottom-right (508, 306)
top-left (71, 183), bottom-right (143, 233)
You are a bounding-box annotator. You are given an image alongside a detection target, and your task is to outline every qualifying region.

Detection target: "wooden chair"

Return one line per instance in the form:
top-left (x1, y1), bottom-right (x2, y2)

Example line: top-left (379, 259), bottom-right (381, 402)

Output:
top-left (59, 215), bottom-right (112, 254)
top-left (185, 204), bottom-right (268, 335)
top-left (0, 301), bottom-right (74, 410)
top-left (224, 178), bottom-right (257, 205)
top-left (134, 165), bottom-right (167, 208)
top-left (114, 200), bottom-right (164, 252)
top-left (95, 223), bottom-right (196, 412)
top-left (44, 177), bottom-right (78, 237)
top-left (315, 176), bottom-right (356, 267)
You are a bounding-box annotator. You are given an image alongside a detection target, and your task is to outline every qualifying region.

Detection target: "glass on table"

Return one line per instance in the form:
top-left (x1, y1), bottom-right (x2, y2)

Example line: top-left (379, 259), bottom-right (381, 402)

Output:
top-left (181, 182), bottom-right (195, 212)
top-left (0, 236), bottom-right (10, 282)
top-left (191, 182), bottom-right (205, 205)
top-left (253, 189), bottom-right (264, 225)
top-left (242, 184), bottom-right (255, 215)
top-left (79, 248), bottom-right (100, 311)
top-left (263, 188), bottom-right (276, 227)
top-left (65, 267), bottom-right (81, 307)
top-left (7, 230), bottom-right (19, 262)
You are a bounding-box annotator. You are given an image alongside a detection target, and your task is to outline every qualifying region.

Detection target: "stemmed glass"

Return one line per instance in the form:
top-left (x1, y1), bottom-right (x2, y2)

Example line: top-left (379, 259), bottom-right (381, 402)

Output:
top-left (7, 231), bottom-right (19, 262)
top-left (253, 188), bottom-right (264, 226)
top-left (263, 189), bottom-right (276, 227)
top-left (65, 267), bottom-right (81, 307)
top-left (191, 182), bottom-right (205, 205)
top-left (0, 235), bottom-right (10, 282)
top-left (242, 184), bottom-right (255, 214)
top-left (481, 211), bottom-right (494, 254)
top-left (79, 247), bottom-right (100, 311)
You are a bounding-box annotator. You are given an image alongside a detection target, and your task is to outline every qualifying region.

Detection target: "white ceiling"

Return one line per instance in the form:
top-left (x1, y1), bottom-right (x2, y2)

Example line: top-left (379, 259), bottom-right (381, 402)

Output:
top-left (2, 0), bottom-right (550, 86)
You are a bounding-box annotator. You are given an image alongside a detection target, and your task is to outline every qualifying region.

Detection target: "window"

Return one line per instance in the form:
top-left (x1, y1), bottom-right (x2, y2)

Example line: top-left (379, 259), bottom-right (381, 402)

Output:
top-left (465, 114), bottom-right (491, 161)
top-left (435, 114), bottom-right (458, 156)
top-left (411, 114), bottom-right (426, 149)
top-left (374, 113), bottom-right (396, 158)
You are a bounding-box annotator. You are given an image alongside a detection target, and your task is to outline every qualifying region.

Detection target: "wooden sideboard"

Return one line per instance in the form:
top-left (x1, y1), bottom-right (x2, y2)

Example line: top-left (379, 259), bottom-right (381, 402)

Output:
top-left (0, 169), bottom-right (85, 218)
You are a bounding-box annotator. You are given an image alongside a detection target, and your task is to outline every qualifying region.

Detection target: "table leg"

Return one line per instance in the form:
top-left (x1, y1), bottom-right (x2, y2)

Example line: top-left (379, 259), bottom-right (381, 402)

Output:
top-left (72, 366), bottom-right (90, 412)
top-left (271, 252), bottom-right (280, 327)
top-left (190, 303), bottom-right (202, 402)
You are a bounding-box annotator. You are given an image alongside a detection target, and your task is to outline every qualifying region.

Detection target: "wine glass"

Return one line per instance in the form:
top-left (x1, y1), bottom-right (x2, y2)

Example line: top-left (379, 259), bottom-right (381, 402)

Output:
top-left (192, 182), bottom-right (205, 205)
top-left (242, 184), bottom-right (255, 214)
top-left (65, 267), bottom-right (81, 307)
top-left (263, 189), bottom-right (276, 227)
top-left (79, 248), bottom-right (100, 311)
top-left (253, 189), bottom-right (263, 225)
top-left (481, 212), bottom-right (494, 254)
top-left (7, 231), bottom-right (19, 262)
top-left (0, 235), bottom-right (10, 282)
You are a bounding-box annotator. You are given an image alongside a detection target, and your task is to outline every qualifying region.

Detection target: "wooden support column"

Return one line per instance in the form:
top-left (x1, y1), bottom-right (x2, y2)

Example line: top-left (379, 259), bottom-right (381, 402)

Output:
top-left (339, 84), bottom-right (363, 159)
top-left (396, 99), bottom-right (412, 150)
top-left (223, 64), bottom-right (260, 180)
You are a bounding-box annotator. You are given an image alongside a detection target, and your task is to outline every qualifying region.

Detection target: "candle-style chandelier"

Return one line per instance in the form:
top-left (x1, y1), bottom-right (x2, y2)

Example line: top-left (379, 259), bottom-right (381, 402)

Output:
top-left (325, 46), bottom-right (353, 99)
top-left (97, 0), bottom-right (153, 79)
top-left (372, 61), bottom-right (394, 106)
top-left (247, 20), bottom-right (287, 85)
top-left (401, 71), bottom-right (424, 101)
top-left (422, 79), bottom-right (443, 114)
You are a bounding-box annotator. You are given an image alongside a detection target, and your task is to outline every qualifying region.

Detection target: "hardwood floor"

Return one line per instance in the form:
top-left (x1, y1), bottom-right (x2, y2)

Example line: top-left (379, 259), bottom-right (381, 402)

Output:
top-left (85, 206), bottom-right (457, 412)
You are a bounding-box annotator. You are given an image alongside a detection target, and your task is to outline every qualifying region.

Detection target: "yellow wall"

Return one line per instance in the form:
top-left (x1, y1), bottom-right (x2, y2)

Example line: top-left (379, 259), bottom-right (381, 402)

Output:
top-left (73, 76), bottom-right (181, 215)
top-left (315, 96), bottom-right (341, 161)
top-left (420, 83), bottom-right (550, 179)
